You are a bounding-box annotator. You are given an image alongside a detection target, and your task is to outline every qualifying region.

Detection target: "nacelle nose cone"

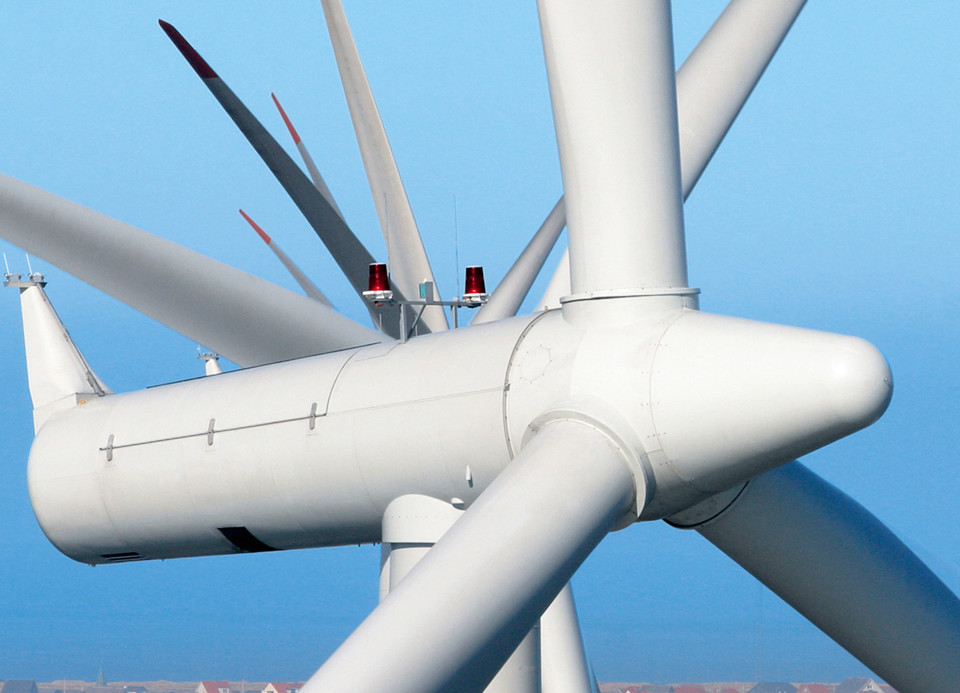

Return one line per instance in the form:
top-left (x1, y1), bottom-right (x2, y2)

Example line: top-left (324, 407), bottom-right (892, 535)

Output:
top-left (649, 312), bottom-right (892, 494)
top-left (823, 335), bottom-right (893, 428)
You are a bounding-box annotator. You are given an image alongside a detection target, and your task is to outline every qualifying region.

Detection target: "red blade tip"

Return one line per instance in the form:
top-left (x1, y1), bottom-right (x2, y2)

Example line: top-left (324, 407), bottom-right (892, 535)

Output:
top-left (158, 19), bottom-right (218, 79)
top-left (239, 209), bottom-right (271, 245)
top-left (271, 93), bottom-right (302, 145)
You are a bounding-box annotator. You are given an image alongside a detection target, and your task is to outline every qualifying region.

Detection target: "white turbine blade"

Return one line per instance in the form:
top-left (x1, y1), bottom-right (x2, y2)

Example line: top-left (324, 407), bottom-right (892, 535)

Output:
top-left (271, 92), bottom-right (345, 220)
top-left (540, 583), bottom-right (599, 693)
top-left (539, 0), bottom-right (687, 296)
top-left (320, 0), bottom-right (449, 333)
top-left (159, 20), bottom-right (404, 339)
top-left (0, 174), bottom-right (383, 367)
top-left (676, 461), bottom-right (960, 692)
top-left (301, 419), bottom-right (638, 693)
top-left (538, 0), bottom-right (807, 310)
top-left (677, 0), bottom-right (807, 196)
top-left (239, 209), bottom-right (332, 306)
top-left (535, 245), bottom-right (570, 312)
top-left (471, 198), bottom-right (565, 324)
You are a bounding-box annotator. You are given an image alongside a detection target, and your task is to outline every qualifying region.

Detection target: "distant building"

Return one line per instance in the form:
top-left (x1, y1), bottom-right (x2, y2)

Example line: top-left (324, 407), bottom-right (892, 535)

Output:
top-left (747, 685), bottom-right (797, 693)
top-left (196, 682), bottom-right (231, 693)
top-left (836, 680), bottom-right (888, 693)
top-left (796, 685), bottom-right (831, 693)
top-left (2, 681), bottom-right (39, 693)
top-left (262, 683), bottom-right (301, 693)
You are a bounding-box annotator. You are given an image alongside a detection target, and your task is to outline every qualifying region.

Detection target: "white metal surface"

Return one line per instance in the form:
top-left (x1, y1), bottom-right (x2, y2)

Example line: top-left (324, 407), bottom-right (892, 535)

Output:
top-left (687, 461), bottom-right (960, 692)
top-left (299, 418), bottom-right (638, 693)
top-left (539, 0), bottom-right (686, 296)
top-left (381, 494), bottom-right (542, 693)
top-left (0, 174), bottom-right (381, 366)
top-left (538, 0), bottom-right (808, 309)
top-left (540, 584), bottom-right (598, 693)
top-left (14, 279), bottom-right (109, 432)
top-left (28, 306), bottom-right (891, 564)
top-left (320, 0), bottom-right (448, 334)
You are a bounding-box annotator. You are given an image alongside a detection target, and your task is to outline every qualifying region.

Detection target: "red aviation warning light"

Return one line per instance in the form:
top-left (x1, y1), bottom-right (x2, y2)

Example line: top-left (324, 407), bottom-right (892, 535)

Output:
top-left (363, 262), bottom-right (393, 302)
top-left (462, 266), bottom-right (488, 307)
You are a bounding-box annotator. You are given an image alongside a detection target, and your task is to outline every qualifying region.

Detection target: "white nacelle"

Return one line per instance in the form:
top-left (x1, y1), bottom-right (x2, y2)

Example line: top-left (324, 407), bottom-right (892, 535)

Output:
top-left (28, 302), bottom-right (891, 565)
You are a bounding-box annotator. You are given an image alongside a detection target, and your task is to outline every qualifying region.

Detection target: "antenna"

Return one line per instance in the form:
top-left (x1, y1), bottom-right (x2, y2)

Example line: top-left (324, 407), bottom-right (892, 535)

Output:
top-left (3, 252), bottom-right (9, 276)
top-left (452, 194), bottom-right (461, 327)
top-left (25, 253), bottom-right (33, 275)
top-left (453, 194), bottom-right (461, 295)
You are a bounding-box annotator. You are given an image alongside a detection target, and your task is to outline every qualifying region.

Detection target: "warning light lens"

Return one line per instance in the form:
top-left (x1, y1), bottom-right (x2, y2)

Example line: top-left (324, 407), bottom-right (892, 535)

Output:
top-left (368, 263), bottom-right (390, 292)
top-left (464, 266), bottom-right (486, 296)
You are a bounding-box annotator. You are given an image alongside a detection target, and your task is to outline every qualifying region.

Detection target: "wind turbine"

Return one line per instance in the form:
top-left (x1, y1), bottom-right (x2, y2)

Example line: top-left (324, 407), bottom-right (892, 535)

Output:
top-left (0, 2), bottom-right (958, 693)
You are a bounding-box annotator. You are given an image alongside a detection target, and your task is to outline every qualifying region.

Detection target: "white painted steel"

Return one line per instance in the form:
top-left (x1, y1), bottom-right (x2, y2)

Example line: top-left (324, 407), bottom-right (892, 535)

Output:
top-left (538, 0), bottom-right (687, 296)
top-left (540, 584), bottom-right (597, 693)
top-left (677, 0), bottom-right (807, 197)
top-left (638, 310), bottom-right (892, 496)
top-left (320, 0), bottom-right (448, 334)
top-left (381, 494), bottom-right (462, 592)
top-left (299, 418), bottom-right (638, 693)
top-left (29, 317), bottom-right (531, 563)
top-left (539, 0), bottom-right (808, 308)
top-left (28, 305), bottom-right (892, 567)
top-left (200, 354), bottom-right (222, 377)
top-left (684, 461), bottom-right (960, 693)
top-left (473, 198), bottom-right (566, 325)
top-left (17, 281), bottom-right (109, 432)
top-left (0, 174), bottom-right (382, 367)
top-left (381, 494), bottom-right (542, 693)
top-left (485, 630), bottom-right (541, 693)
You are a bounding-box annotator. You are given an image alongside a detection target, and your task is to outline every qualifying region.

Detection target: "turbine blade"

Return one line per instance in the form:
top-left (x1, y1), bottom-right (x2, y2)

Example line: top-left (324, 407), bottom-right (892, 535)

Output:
top-left (0, 174), bottom-right (382, 367)
top-left (239, 209), bottom-right (332, 306)
top-left (471, 198), bottom-right (565, 324)
top-left (677, 0), bottom-right (807, 196)
top-left (538, 0), bottom-right (807, 311)
top-left (319, 0), bottom-right (449, 333)
top-left (271, 92), bottom-right (345, 220)
top-left (158, 20), bottom-right (404, 339)
top-left (540, 583), bottom-right (599, 693)
top-left (301, 419), bottom-right (638, 693)
top-left (674, 461), bottom-right (960, 692)
top-left (535, 248), bottom-right (570, 312)
top-left (539, 0), bottom-right (687, 296)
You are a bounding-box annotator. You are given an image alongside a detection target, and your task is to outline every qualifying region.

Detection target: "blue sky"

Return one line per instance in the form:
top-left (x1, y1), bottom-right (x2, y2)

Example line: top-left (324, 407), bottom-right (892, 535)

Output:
top-left (0, 1), bottom-right (958, 686)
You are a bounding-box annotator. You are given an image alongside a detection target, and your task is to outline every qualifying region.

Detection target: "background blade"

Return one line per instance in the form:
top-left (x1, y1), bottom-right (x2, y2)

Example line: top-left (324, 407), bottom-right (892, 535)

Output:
top-left (677, 461), bottom-right (960, 692)
top-left (0, 174), bottom-right (382, 366)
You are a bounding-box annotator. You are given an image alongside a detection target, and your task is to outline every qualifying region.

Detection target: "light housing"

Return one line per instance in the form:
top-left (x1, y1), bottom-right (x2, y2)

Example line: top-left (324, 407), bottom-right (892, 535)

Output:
top-left (462, 266), bottom-right (488, 307)
top-left (363, 262), bottom-right (393, 302)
